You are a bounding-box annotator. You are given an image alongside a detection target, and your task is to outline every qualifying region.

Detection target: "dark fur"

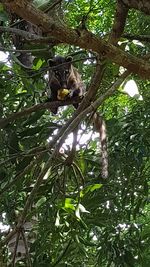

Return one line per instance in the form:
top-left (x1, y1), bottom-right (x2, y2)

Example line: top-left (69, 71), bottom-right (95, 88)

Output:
top-left (47, 56), bottom-right (85, 113)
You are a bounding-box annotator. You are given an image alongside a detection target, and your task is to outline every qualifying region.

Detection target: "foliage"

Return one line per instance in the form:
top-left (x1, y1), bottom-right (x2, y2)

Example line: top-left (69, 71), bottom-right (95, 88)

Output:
top-left (0, 0), bottom-right (150, 266)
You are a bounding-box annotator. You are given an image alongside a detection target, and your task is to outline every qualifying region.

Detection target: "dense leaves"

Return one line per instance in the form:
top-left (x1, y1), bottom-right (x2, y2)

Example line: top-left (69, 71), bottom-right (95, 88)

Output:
top-left (0, 0), bottom-right (150, 266)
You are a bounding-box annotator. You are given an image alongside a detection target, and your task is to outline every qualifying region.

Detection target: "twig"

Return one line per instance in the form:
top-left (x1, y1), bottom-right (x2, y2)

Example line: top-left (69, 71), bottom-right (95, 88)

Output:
top-left (51, 239), bottom-right (72, 267)
top-left (0, 26), bottom-right (58, 44)
top-left (72, 164), bottom-right (80, 200)
top-left (21, 229), bottom-right (32, 267)
top-left (0, 154), bottom-right (43, 196)
top-left (17, 155), bottom-right (54, 227)
top-left (0, 26), bottom-right (41, 40)
top-left (12, 230), bottom-right (20, 267)
top-left (73, 162), bottom-right (85, 186)
top-left (0, 146), bottom-right (47, 167)
top-left (123, 33), bottom-right (150, 43)
top-left (0, 47), bottom-right (49, 53)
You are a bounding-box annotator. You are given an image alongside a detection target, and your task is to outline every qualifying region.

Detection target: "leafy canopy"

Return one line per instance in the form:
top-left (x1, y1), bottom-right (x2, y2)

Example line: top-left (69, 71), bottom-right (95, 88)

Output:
top-left (0, 0), bottom-right (150, 266)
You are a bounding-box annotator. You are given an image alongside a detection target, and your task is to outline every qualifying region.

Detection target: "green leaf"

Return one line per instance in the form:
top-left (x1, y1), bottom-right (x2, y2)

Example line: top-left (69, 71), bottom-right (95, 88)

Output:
top-left (64, 198), bottom-right (75, 211)
top-left (80, 184), bottom-right (103, 197)
top-left (36, 197), bottom-right (47, 208)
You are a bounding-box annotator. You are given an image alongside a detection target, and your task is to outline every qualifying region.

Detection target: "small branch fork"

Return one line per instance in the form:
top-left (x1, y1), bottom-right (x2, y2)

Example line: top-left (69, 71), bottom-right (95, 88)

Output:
top-left (12, 230), bottom-right (20, 267)
top-left (11, 226), bottom-right (32, 267)
top-left (21, 228), bottom-right (32, 267)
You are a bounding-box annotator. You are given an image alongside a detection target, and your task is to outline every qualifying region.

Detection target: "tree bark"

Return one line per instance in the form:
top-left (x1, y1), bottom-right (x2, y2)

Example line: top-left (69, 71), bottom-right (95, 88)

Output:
top-left (109, 1), bottom-right (129, 45)
top-left (1, 0), bottom-right (150, 79)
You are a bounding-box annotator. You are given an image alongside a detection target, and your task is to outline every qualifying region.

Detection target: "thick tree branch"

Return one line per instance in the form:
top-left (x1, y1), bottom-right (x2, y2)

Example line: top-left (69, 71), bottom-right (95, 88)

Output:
top-left (1, 0), bottom-right (150, 79)
top-left (109, 0), bottom-right (129, 45)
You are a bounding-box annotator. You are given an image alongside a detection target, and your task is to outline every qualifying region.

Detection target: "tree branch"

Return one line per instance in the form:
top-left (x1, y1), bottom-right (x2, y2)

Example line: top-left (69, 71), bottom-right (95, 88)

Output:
top-left (21, 229), bottom-right (32, 267)
top-left (0, 46), bottom-right (49, 53)
top-left (51, 239), bottom-right (72, 267)
top-left (0, 25), bottom-right (58, 44)
top-left (16, 155), bottom-right (53, 227)
top-left (109, 0), bottom-right (129, 45)
top-left (1, 0), bottom-right (150, 79)
top-left (0, 25), bottom-right (41, 40)
top-left (123, 33), bottom-right (150, 43)
top-left (0, 154), bottom-right (43, 196)
top-left (0, 97), bottom-right (82, 129)
top-left (12, 231), bottom-right (20, 267)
